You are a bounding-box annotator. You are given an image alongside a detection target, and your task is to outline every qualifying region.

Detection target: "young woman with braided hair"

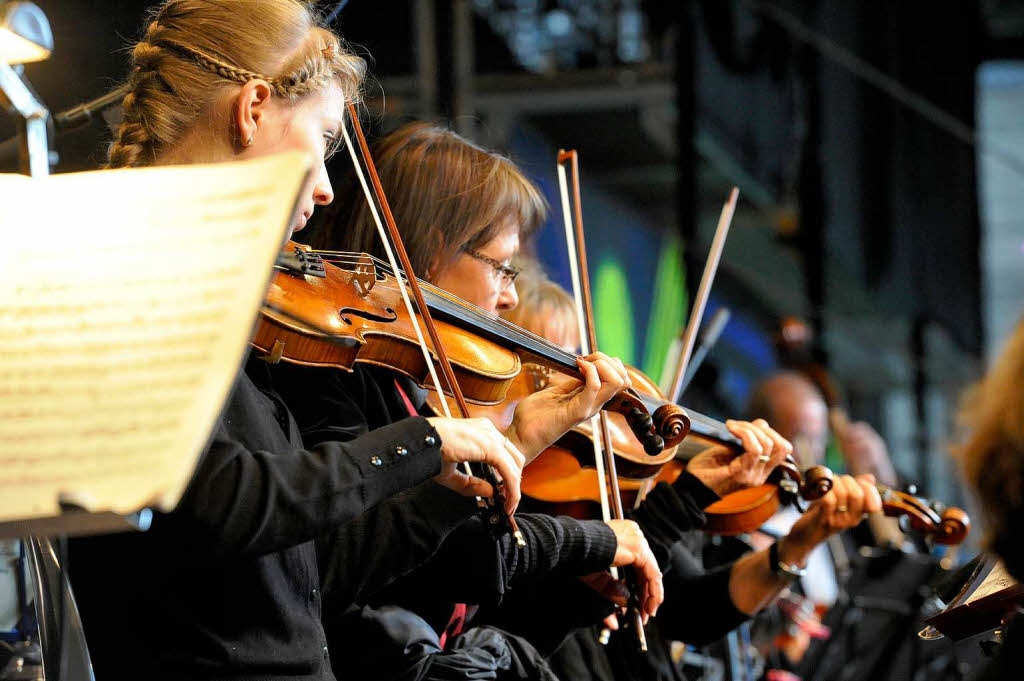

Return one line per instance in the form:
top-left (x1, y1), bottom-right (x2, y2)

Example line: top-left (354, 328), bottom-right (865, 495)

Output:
top-left (67, 3), bottom-right (553, 681)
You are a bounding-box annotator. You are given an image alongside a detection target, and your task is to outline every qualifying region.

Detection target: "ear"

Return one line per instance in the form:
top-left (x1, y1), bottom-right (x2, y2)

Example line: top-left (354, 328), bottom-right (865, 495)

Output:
top-left (233, 79), bottom-right (274, 150)
top-left (425, 233), bottom-right (448, 280)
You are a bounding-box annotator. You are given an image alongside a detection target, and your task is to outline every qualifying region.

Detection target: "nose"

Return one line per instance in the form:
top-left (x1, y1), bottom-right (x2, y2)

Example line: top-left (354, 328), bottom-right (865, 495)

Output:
top-left (496, 281), bottom-right (519, 312)
top-left (313, 164), bottom-right (334, 206)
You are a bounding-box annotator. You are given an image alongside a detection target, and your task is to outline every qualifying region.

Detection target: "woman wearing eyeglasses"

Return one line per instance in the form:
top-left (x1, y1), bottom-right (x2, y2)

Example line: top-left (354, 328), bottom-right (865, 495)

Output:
top-left (267, 121), bottom-right (664, 680)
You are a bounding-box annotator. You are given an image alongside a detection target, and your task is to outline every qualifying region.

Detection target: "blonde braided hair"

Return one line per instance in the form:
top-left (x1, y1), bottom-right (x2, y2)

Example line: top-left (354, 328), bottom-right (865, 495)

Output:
top-left (107, 0), bottom-right (364, 168)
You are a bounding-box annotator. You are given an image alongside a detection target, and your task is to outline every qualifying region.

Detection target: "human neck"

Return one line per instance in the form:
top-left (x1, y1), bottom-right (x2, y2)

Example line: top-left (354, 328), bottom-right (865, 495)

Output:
top-left (155, 123), bottom-right (235, 167)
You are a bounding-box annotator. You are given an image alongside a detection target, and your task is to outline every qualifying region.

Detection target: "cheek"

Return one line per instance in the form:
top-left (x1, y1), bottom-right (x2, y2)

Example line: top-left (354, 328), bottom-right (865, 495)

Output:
top-left (435, 263), bottom-right (497, 309)
top-left (279, 113), bottom-right (326, 159)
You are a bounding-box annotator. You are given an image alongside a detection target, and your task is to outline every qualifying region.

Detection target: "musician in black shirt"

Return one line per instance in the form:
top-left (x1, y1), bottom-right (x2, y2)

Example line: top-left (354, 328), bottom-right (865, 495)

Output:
top-left (67, 4), bottom-right (540, 680)
top-left (503, 266), bottom-right (885, 681)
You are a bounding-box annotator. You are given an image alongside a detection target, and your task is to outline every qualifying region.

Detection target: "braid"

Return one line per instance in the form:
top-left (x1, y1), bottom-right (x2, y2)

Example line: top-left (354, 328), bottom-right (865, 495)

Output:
top-left (107, 40), bottom-right (167, 168)
top-left (167, 40), bottom-right (338, 100)
top-left (273, 47), bottom-right (336, 99)
top-left (168, 43), bottom-right (277, 92)
top-left (107, 0), bottom-right (365, 168)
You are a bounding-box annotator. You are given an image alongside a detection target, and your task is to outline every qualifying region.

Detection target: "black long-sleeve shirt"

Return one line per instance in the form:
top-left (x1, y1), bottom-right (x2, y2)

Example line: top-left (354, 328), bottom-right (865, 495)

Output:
top-left (270, 361), bottom-right (621, 677)
top-left (547, 474), bottom-right (750, 681)
top-left (269, 361), bottom-right (621, 610)
top-left (69, 355), bottom-right (448, 681)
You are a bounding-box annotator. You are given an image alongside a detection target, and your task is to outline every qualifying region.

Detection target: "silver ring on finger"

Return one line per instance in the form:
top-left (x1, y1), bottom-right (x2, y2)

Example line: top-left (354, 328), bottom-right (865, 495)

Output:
top-left (757, 454), bottom-right (771, 463)
top-left (836, 505), bottom-right (848, 513)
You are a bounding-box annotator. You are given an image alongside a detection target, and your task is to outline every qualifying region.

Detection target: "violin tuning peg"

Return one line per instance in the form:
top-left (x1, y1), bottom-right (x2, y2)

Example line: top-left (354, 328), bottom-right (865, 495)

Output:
top-left (642, 434), bottom-right (664, 456)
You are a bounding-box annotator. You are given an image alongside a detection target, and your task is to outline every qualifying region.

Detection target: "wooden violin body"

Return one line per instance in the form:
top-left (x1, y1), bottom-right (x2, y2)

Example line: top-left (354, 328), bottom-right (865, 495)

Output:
top-left (702, 462), bottom-right (833, 535)
top-left (520, 365), bottom-right (686, 513)
top-left (256, 246), bottom-right (520, 404)
top-left (254, 244), bottom-right (687, 453)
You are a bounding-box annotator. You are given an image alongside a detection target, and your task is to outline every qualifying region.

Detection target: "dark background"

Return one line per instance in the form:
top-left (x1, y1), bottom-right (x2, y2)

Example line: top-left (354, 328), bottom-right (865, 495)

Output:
top-left (7, 0), bottom-right (1024, 510)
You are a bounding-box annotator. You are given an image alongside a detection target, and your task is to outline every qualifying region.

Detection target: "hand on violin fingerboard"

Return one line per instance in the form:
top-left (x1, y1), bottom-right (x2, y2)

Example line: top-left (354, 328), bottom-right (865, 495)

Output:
top-left (505, 352), bottom-right (631, 461)
top-left (687, 419), bottom-right (793, 497)
top-left (782, 474), bottom-right (883, 563)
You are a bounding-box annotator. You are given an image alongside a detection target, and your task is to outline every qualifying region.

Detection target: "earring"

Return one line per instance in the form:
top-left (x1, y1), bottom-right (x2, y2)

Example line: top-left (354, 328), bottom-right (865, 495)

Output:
top-left (244, 135), bottom-right (254, 147)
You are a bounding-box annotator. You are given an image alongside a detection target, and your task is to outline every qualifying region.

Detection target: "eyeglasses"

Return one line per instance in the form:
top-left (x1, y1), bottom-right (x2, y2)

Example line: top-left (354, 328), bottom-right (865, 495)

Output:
top-left (464, 248), bottom-right (521, 291)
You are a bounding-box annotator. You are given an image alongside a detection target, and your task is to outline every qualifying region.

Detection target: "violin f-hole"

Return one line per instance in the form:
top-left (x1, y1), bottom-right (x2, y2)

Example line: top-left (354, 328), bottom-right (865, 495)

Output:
top-left (338, 307), bottom-right (399, 325)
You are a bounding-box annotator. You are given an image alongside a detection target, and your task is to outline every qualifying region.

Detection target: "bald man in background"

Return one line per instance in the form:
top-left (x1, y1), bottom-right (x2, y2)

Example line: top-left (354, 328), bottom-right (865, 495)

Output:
top-left (745, 371), bottom-right (907, 671)
top-left (747, 372), bottom-right (897, 487)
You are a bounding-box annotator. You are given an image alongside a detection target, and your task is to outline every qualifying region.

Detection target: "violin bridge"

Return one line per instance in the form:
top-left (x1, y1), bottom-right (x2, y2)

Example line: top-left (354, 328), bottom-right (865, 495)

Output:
top-left (349, 253), bottom-right (377, 297)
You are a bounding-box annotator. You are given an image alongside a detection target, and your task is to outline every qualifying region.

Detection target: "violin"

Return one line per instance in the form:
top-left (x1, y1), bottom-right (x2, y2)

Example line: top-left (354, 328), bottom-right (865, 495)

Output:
top-left (701, 464), bottom-right (970, 544)
top-left (516, 366), bottom-right (833, 518)
top-left (522, 372), bottom-right (968, 543)
top-left (768, 315), bottom-right (971, 544)
top-left (255, 243), bottom-right (691, 455)
top-left (497, 365), bottom-right (680, 514)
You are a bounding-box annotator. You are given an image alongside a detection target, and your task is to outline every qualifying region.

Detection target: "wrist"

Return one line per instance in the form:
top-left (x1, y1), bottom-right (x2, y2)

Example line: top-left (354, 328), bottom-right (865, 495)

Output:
top-left (503, 418), bottom-right (538, 463)
top-left (692, 469), bottom-right (734, 497)
top-left (770, 540), bottom-right (808, 581)
top-left (777, 534), bottom-right (812, 568)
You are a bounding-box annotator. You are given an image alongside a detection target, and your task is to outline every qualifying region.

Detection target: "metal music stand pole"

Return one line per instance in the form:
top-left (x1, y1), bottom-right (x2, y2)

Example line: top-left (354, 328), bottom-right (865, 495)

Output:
top-left (0, 60), bottom-right (51, 176)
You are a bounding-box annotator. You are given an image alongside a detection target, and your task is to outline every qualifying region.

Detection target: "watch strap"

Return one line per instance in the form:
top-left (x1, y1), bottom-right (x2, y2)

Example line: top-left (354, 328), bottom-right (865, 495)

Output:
top-left (770, 540), bottom-right (808, 580)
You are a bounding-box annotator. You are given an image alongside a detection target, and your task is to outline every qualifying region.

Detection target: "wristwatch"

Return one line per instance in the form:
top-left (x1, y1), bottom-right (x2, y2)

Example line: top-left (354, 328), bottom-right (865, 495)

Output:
top-left (770, 540), bottom-right (808, 580)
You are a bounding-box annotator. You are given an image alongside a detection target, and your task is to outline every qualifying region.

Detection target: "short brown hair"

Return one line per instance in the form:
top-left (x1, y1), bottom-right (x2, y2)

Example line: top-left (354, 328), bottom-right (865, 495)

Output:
top-left (109, 0), bottom-right (365, 168)
top-left (312, 122), bottom-right (547, 278)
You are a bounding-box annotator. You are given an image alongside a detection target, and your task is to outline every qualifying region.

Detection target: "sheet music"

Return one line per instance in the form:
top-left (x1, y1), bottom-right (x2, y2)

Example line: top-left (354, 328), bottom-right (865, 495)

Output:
top-left (965, 560), bottom-right (1018, 604)
top-left (0, 152), bottom-right (311, 525)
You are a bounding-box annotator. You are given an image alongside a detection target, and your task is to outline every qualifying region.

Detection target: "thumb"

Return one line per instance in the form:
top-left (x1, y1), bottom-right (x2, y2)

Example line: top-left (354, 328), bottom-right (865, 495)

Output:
top-left (459, 476), bottom-right (495, 499)
top-left (440, 468), bottom-right (494, 499)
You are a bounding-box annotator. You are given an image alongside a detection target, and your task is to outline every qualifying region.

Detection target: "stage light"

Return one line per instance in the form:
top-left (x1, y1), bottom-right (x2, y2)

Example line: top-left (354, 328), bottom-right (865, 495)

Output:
top-left (0, 2), bottom-right (52, 64)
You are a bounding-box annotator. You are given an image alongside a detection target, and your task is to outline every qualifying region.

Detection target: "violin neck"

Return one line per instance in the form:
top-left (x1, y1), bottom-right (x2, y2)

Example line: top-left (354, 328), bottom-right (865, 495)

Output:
top-left (684, 409), bottom-right (744, 450)
top-left (426, 283), bottom-right (751, 450)
top-left (421, 287), bottom-right (583, 376)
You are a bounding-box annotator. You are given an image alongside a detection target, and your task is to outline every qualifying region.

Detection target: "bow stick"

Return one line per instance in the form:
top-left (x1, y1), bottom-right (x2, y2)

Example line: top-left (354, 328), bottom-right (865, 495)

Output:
top-left (557, 149), bottom-right (648, 652)
top-left (666, 188), bottom-right (738, 403)
top-left (342, 104), bottom-right (525, 546)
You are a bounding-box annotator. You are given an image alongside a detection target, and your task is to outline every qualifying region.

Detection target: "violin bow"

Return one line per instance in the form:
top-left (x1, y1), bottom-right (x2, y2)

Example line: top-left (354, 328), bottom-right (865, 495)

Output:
top-left (556, 149), bottom-right (648, 652)
top-left (342, 105), bottom-right (525, 546)
top-left (665, 188), bottom-right (738, 403)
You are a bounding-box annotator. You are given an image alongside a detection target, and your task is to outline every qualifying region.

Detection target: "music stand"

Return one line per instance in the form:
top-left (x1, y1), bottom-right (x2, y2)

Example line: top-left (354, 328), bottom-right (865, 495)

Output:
top-left (0, 9), bottom-right (108, 680)
top-left (0, 1), bottom-right (52, 176)
top-left (923, 555), bottom-right (1024, 643)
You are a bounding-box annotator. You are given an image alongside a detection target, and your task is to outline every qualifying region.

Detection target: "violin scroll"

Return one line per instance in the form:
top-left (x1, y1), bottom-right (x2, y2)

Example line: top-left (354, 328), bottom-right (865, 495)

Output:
top-left (604, 389), bottom-right (689, 455)
top-left (774, 458), bottom-right (833, 502)
top-left (881, 487), bottom-right (970, 545)
top-left (801, 465), bottom-right (834, 501)
top-left (652, 404), bottom-right (690, 449)
top-left (936, 507), bottom-right (970, 545)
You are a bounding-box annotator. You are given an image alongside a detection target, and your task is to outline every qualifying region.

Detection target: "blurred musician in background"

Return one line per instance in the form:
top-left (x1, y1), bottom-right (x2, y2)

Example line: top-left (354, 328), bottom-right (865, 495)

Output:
top-left (746, 369), bottom-right (930, 678)
top-left (958, 317), bottom-right (1024, 681)
top-left (500, 263), bottom-right (882, 681)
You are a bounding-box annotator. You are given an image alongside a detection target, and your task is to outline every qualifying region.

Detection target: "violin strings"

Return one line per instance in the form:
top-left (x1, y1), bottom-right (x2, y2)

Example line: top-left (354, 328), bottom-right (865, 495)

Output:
top-left (304, 248), bottom-right (586, 367)
top-left (299, 249), bottom-right (740, 441)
